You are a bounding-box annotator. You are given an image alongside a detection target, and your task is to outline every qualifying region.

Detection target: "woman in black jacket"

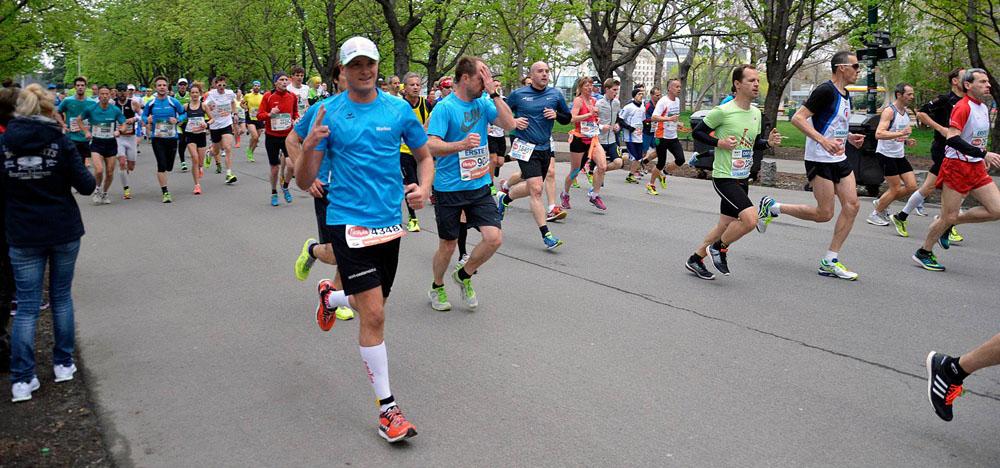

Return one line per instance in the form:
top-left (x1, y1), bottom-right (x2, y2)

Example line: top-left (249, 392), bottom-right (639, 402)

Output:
top-left (1, 83), bottom-right (95, 402)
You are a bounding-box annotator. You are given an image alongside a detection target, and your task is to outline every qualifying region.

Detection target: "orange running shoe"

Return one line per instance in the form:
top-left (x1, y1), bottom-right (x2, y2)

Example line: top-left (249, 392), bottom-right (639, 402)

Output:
top-left (193, 184), bottom-right (202, 195)
top-left (379, 405), bottom-right (417, 443)
top-left (316, 279), bottom-right (336, 331)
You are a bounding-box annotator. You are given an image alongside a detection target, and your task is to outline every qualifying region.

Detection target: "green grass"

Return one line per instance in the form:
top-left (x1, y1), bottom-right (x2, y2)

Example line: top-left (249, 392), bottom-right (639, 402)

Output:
top-left (554, 109), bottom-right (936, 158)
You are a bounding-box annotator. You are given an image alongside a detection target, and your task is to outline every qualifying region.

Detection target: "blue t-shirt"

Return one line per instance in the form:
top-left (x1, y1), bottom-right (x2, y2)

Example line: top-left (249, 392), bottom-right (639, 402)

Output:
top-left (295, 96), bottom-right (336, 186)
top-left (57, 96), bottom-right (97, 142)
top-left (141, 96), bottom-right (186, 139)
top-left (313, 90), bottom-right (428, 227)
top-left (81, 103), bottom-right (126, 139)
top-left (506, 85), bottom-right (571, 151)
top-left (426, 93), bottom-right (497, 192)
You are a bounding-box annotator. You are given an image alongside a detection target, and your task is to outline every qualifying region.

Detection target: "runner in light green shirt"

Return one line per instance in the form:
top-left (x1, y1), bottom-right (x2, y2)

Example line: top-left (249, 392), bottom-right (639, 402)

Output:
top-left (685, 65), bottom-right (781, 280)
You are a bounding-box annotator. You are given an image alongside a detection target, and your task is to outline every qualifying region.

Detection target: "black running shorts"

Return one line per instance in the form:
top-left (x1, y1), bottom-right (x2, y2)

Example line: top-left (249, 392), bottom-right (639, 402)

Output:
top-left (488, 136), bottom-right (506, 157)
top-left (186, 132), bottom-right (207, 148)
top-left (804, 159), bottom-right (853, 184)
top-left (210, 125), bottom-right (233, 143)
top-left (516, 149), bottom-right (553, 180)
top-left (432, 185), bottom-right (501, 240)
top-left (713, 177), bottom-right (752, 218)
top-left (326, 224), bottom-right (400, 297)
top-left (877, 152), bottom-right (914, 177)
top-left (90, 138), bottom-right (118, 158)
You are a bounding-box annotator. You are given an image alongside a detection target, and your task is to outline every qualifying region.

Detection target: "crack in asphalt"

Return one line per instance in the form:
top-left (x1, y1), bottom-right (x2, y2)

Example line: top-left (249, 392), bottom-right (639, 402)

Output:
top-left (489, 245), bottom-right (1000, 404)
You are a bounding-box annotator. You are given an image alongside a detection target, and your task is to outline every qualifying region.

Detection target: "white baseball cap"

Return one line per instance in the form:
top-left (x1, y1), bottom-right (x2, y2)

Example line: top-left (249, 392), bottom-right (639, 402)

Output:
top-left (177, 78), bottom-right (188, 85)
top-left (126, 84), bottom-right (136, 90)
top-left (339, 36), bottom-right (380, 66)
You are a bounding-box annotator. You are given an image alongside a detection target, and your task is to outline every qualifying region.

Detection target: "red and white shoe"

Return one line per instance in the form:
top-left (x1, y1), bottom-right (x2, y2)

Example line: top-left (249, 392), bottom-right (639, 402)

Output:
top-left (379, 405), bottom-right (417, 443)
top-left (316, 279), bottom-right (336, 331)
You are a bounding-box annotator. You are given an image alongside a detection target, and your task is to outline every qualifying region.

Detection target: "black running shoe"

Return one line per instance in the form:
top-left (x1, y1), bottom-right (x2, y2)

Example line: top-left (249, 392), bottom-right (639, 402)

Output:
top-left (685, 256), bottom-right (716, 280)
top-left (926, 351), bottom-right (963, 422)
top-left (708, 244), bottom-right (730, 275)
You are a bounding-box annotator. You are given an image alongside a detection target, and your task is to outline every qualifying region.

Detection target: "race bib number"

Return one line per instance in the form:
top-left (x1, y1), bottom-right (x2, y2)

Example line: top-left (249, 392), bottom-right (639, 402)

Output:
top-left (730, 149), bottom-right (753, 178)
top-left (249, 106), bottom-right (258, 119)
top-left (92, 122), bottom-right (114, 139)
top-left (271, 113), bottom-right (292, 131)
top-left (458, 145), bottom-right (490, 181)
top-left (69, 119), bottom-right (82, 133)
top-left (154, 121), bottom-right (176, 138)
top-left (487, 124), bottom-right (504, 138)
top-left (972, 130), bottom-right (988, 150)
top-left (633, 127), bottom-right (642, 138)
top-left (345, 224), bottom-right (405, 248)
top-left (832, 126), bottom-right (848, 145)
top-left (186, 117), bottom-right (206, 133)
top-left (580, 121), bottom-right (599, 137)
top-left (298, 98), bottom-right (308, 115)
top-left (509, 138), bottom-right (536, 162)
top-left (213, 102), bottom-right (230, 118)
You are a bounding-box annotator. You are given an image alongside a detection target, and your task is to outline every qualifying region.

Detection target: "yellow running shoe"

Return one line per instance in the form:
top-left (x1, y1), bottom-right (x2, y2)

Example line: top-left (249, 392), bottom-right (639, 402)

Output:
top-left (295, 238), bottom-right (318, 281)
top-left (948, 226), bottom-right (964, 243)
top-left (645, 183), bottom-right (659, 195)
top-left (335, 307), bottom-right (355, 320)
top-left (407, 218), bottom-right (420, 232)
top-left (659, 175), bottom-right (667, 189)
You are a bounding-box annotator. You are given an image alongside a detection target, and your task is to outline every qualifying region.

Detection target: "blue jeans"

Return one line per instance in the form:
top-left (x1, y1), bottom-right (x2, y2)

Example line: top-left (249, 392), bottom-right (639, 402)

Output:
top-left (8, 240), bottom-right (81, 384)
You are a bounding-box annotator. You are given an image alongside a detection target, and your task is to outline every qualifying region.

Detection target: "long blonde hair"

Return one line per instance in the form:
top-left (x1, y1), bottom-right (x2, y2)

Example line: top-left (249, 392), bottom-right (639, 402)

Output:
top-left (16, 83), bottom-right (55, 117)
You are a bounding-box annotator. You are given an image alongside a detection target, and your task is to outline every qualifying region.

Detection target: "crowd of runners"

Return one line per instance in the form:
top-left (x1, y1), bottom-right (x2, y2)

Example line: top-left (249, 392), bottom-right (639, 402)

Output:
top-left (3, 36), bottom-right (1000, 441)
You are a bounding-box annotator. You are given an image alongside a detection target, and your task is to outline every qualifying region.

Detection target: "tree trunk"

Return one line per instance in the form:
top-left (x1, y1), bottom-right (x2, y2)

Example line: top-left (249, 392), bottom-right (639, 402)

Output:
top-left (652, 43), bottom-right (665, 91)
top-left (618, 60), bottom-right (636, 96)
top-left (965, 0), bottom-right (1000, 151)
top-left (677, 34), bottom-right (700, 111)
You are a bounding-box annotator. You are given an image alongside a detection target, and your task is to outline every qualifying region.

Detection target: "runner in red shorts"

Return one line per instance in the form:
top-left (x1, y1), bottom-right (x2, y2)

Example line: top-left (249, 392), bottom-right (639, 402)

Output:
top-left (912, 68), bottom-right (1000, 271)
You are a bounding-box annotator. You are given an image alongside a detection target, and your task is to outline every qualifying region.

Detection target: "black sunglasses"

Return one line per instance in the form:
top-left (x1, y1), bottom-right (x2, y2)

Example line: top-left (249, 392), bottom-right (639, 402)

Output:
top-left (834, 63), bottom-right (861, 70)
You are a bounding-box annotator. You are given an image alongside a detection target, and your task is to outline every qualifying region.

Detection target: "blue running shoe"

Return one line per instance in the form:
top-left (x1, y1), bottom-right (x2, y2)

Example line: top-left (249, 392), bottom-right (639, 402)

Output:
top-left (271, 193), bottom-right (279, 206)
top-left (496, 193), bottom-right (509, 221)
top-left (542, 233), bottom-right (563, 250)
top-left (283, 187), bottom-right (293, 204)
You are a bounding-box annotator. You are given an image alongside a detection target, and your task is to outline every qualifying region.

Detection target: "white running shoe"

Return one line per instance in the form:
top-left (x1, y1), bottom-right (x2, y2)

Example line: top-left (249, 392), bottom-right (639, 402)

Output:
top-left (455, 254), bottom-right (470, 270)
top-left (11, 377), bottom-right (40, 402)
top-left (914, 204), bottom-right (928, 216)
top-left (54, 363), bottom-right (77, 383)
top-left (866, 210), bottom-right (889, 226)
top-left (92, 191), bottom-right (102, 205)
top-left (101, 192), bottom-right (111, 204)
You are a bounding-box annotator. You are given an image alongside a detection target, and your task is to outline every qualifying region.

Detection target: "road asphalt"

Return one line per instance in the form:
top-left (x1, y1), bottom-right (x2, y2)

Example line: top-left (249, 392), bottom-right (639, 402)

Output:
top-left (71, 140), bottom-right (999, 467)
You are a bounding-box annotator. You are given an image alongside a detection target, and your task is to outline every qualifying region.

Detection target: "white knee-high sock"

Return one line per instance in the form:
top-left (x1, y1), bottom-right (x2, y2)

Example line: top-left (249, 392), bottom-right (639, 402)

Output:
top-left (902, 190), bottom-right (925, 214)
top-left (359, 342), bottom-right (393, 409)
top-left (120, 169), bottom-right (130, 189)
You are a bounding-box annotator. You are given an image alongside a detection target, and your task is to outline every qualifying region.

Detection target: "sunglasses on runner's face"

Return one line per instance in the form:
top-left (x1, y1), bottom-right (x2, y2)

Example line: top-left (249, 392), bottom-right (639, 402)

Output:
top-left (835, 63), bottom-right (861, 70)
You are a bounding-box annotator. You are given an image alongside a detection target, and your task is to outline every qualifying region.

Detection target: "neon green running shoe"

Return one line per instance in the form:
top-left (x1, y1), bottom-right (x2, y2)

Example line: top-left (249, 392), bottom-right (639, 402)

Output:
top-left (335, 307), bottom-right (355, 320)
top-left (451, 269), bottom-right (478, 309)
top-left (428, 286), bottom-right (451, 311)
top-left (295, 238), bottom-right (318, 281)
top-left (659, 174), bottom-right (667, 189)
top-left (407, 217), bottom-right (420, 232)
top-left (571, 179), bottom-right (580, 189)
top-left (586, 173), bottom-right (594, 186)
top-left (948, 226), bottom-right (963, 243)
top-left (161, 191), bottom-right (172, 203)
top-left (890, 214), bottom-right (908, 237)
